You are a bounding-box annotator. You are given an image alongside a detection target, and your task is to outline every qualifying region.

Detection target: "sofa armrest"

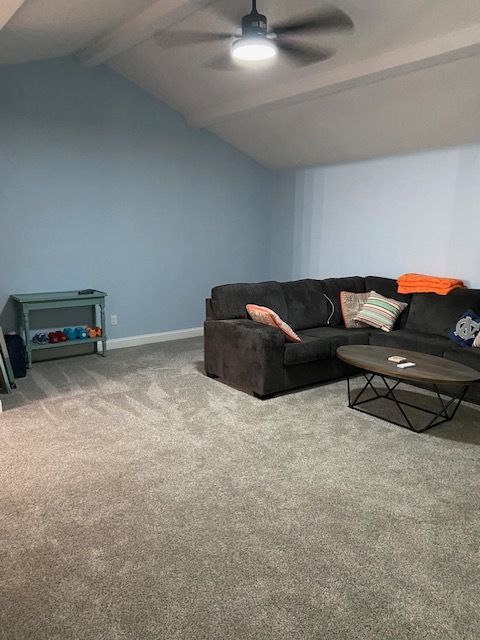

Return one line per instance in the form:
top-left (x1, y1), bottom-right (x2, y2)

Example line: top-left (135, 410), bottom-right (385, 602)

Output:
top-left (204, 319), bottom-right (286, 396)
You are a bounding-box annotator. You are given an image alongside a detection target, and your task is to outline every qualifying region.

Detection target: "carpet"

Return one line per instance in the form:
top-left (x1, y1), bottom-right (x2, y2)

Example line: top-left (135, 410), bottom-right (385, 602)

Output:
top-left (0, 337), bottom-right (479, 640)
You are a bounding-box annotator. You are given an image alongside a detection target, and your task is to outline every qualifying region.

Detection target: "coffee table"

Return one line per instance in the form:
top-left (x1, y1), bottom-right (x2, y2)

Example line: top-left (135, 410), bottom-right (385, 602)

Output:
top-left (336, 345), bottom-right (480, 433)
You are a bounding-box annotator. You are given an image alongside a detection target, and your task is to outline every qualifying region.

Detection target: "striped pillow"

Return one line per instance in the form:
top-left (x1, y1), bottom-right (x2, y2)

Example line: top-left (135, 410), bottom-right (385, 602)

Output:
top-left (353, 291), bottom-right (408, 333)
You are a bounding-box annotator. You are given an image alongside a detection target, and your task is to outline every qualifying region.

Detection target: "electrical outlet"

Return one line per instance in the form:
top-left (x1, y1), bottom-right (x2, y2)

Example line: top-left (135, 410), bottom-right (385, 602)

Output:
top-left (111, 314), bottom-right (118, 326)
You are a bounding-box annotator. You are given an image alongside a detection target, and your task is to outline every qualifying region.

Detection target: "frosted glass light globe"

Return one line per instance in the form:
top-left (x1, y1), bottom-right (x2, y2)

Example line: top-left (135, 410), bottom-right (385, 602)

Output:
top-left (232, 37), bottom-right (277, 62)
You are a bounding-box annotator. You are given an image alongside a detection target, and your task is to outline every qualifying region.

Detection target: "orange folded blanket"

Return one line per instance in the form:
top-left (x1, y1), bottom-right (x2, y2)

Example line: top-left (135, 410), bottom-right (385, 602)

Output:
top-left (397, 273), bottom-right (464, 295)
top-left (398, 283), bottom-right (464, 295)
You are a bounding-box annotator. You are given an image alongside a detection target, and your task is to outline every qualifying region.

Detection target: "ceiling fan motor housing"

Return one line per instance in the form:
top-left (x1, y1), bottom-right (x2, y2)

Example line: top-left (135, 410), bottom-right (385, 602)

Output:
top-left (242, 9), bottom-right (268, 38)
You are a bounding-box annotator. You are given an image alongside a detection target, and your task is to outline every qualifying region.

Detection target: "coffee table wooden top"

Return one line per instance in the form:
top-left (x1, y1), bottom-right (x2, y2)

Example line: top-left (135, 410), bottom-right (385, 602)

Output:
top-left (336, 345), bottom-right (480, 386)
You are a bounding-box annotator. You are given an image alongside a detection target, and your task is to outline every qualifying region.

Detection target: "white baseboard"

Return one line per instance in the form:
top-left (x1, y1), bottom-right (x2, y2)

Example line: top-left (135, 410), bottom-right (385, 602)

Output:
top-left (100, 327), bottom-right (203, 351)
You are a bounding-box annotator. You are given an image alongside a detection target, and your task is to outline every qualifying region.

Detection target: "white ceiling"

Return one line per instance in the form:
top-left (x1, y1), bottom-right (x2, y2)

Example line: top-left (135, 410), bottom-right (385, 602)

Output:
top-left (2, 0), bottom-right (480, 169)
top-left (0, 0), bottom-right (155, 64)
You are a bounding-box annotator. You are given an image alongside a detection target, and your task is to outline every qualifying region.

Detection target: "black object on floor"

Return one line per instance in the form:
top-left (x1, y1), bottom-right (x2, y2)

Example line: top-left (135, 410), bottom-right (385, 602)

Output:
top-left (5, 334), bottom-right (27, 379)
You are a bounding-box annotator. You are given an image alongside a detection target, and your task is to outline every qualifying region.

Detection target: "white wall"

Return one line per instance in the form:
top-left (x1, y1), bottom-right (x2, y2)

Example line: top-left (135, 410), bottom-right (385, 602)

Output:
top-left (271, 145), bottom-right (480, 287)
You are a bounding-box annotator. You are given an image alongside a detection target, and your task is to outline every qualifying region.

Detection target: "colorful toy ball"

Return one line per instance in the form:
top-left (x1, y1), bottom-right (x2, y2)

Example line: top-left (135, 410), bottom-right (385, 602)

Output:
top-left (86, 325), bottom-right (102, 338)
top-left (48, 332), bottom-right (59, 344)
top-left (75, 327), bottom-right (88, 340)
top-left (64, 328), bottom-right (77, 340)
top-left (86, 327), bottom-right (97, 339)
top-left (32, 332), bottom-right (49, 344)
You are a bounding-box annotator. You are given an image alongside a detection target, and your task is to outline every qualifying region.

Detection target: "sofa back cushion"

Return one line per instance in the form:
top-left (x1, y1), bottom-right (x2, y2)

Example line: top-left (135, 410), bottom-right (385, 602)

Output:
top-left (210, 281), bottom-right (288, 321)
top-left (280, 279), bottom-right (328, 331)
top-left (405, 289), bottom-right (480, 337)
top-left (365, 276), bottom-right (412, 328)
top-left (320, 277), bottom-right (366, 326)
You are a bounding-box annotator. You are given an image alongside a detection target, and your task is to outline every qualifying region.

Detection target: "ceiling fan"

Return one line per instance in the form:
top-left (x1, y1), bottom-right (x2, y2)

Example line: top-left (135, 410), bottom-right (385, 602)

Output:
top-left (156, 1), bottom-right (354, 70)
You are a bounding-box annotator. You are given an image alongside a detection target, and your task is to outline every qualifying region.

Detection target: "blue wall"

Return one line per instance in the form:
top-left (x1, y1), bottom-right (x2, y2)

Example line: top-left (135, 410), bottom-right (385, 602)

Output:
top-left (4, 56), bottom-right (478, 347)
top-left (0, 57), bottom-right (273, 338)
top-left (271, 145), bottom-right (480, 288)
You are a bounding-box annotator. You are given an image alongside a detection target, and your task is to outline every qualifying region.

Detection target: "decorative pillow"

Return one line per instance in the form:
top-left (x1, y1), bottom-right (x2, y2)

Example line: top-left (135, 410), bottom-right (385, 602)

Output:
top-left (340, 291), bottom-right (370, 328)
top-left (448, 309), bottom-right (480, 348)
top-left (353, 291), bottom-right (408, 332)
top-left (246, 304), bottom-right (301, 343)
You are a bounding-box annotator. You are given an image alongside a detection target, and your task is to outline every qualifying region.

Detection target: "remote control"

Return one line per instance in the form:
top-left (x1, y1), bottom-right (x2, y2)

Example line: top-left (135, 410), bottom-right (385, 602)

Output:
top-left (78, 289), bottom-right (96, 295)
top-left (397, 362), bottom-right (416, 369)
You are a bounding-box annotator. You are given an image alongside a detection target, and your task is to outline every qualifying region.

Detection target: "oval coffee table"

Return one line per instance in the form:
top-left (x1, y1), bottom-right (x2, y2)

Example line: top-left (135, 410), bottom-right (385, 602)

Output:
top-left (336, 345), bottom-right (480, 433)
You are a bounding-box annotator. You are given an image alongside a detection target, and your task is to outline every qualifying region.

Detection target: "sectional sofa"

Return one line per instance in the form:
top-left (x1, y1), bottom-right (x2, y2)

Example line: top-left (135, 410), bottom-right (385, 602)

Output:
top-left (204, 276), bottom-right (480, 405)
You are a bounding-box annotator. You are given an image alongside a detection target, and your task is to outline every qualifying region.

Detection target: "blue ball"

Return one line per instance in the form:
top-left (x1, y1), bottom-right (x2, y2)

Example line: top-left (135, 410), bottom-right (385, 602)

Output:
top-left (76, 327), bottom-right (87, 340)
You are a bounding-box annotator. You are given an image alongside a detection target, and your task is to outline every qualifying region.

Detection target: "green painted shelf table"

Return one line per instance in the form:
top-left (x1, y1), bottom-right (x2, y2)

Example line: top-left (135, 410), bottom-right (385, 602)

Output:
top-left (11, 290), bottom-right (107, 368)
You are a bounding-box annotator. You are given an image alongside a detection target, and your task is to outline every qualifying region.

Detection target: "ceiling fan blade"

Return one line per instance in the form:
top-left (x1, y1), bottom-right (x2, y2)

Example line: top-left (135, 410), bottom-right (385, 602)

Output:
top-left (277, 41), bottom-right (334, 66)
top-left (205, 52), bottom-right (240, 72)
top-left (155, 30), bottom-right (232, 49)
top-left (272, 6), bottom-right (354, 36)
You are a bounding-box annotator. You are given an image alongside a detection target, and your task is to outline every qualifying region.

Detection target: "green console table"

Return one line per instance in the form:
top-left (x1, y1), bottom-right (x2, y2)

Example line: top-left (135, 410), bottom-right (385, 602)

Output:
top-left (11, 290), bottom-right (107, 368)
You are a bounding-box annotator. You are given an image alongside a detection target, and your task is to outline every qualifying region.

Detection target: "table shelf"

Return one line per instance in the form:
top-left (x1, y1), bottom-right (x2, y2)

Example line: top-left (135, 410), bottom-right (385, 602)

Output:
top-left (11, 289), bottom-right (107, 368)
top-left (31, 337), bottom-right (103, 351)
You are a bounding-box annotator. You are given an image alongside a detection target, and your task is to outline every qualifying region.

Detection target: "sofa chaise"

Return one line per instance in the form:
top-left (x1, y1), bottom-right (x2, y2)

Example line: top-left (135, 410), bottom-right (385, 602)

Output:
top-left (204, 276), bottom-right (480, 405)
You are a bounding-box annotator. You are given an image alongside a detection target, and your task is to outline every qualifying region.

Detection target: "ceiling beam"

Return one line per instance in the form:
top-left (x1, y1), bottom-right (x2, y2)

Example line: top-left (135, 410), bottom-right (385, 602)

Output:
top-left (77, 0), bottom-right (216, 67)
top-left (187, 25), bottom-right (480, 128)
top-left (0, 0), bottom-right (26, 30)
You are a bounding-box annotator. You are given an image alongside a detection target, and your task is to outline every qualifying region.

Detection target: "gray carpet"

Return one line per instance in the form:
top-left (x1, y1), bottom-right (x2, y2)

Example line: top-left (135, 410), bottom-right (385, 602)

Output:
top-left (1, 337), bottom-right (479, 640)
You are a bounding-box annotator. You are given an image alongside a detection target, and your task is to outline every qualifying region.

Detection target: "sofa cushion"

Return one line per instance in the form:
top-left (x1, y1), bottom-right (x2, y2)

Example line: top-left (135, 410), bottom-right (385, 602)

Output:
top-left (354, 291), bottom-right (408, 332)
top-left (340, 291), bottom-right (370, 329)
top-left (284, 326), bottom-right (370, 366)
top-left (405, 289), bottom-right (480, 337)
top-left (365, 276), bottom-right (412, 328)
top-left (284, 334), bottom-right (332, 366)
top-left (447, 309), bottom-right (480, 348)
top-left (246, 304), bottom-right (301, 343)
top-left (280, 279), bottom-right (328, 331)
top-left (319, 277), bottom-right (366, 326)
top-left (211, 281), bottom-right (288, 321)
top-left (301, 326), bottom-right (371, 345)
top-left (369, 329), bottom-right (452, 356)
top-left (442, 347), bottom-right (480, 375)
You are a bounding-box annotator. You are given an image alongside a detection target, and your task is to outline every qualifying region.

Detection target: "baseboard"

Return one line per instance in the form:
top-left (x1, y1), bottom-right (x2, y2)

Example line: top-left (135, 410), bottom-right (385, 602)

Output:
top-left (98, 327), bottom-right (203, 352)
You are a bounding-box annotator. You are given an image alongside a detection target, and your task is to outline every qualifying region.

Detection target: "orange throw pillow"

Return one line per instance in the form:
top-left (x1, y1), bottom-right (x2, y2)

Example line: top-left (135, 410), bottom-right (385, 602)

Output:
top-left (246, 304), bottom-right (301, 343)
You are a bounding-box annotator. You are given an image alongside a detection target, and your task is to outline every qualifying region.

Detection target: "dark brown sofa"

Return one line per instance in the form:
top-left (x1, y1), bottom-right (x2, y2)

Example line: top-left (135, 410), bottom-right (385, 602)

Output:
top-left (204, 276), bottom-right (480, 405)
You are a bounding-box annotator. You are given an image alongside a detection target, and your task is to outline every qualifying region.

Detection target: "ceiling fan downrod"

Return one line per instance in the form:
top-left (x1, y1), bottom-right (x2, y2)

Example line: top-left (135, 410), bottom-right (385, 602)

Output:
top-left (242, 0), bottom-right (268, 37)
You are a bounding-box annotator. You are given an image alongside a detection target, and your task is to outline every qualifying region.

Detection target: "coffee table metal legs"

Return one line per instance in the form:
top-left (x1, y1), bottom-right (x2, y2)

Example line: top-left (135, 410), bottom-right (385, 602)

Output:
top-left (346, 372), bottom-right (469, 433)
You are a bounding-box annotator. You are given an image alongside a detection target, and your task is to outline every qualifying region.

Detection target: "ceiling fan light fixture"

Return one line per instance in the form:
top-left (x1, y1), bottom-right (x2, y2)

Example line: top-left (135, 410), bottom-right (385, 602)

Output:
top-left (232, 37), bottom-right (277, 62)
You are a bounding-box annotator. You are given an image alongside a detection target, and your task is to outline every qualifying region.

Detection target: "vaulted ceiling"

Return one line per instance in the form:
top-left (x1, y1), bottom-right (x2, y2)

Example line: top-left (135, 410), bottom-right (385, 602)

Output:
top-left (2, 0), bottom-right (480, 169)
